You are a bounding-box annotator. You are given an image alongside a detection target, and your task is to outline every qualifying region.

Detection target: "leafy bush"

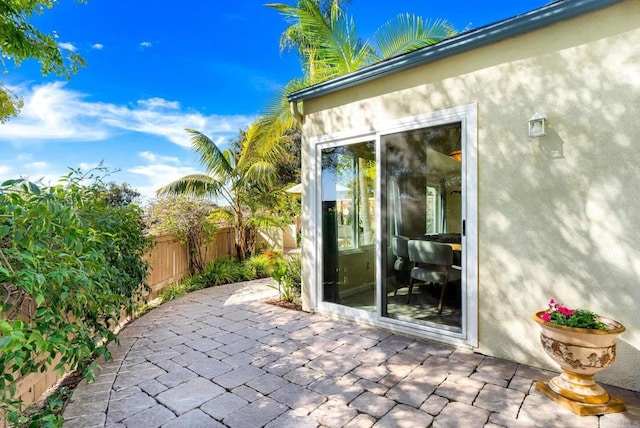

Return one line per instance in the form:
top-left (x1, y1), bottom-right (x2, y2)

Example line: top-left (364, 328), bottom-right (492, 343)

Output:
top-left (201, 257), bottom-right (248, 286)
top-left (269, 255), bottom-right (301, 304)
top-left (180, 274), bottom-right (207, 292)
top-left (159, 283), bottom-right (188, 302)
top-left (145, 196), bottom-right (219, 274)
top-left (0, 168), bottom-right (152, 425)
top-left (244, 251), bottom-right (279, 279)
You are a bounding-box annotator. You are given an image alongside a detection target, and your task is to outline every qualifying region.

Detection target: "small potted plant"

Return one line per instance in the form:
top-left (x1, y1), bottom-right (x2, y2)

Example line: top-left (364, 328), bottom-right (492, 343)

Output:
top-left (533, 299), bottom-right (627, 416)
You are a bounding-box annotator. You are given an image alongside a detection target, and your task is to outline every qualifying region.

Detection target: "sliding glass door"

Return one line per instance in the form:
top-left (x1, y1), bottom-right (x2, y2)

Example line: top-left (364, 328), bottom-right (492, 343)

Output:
top-left (381, 123), bottom-right (464, 332)
top-left (314, 105), bottom-right (476, 344)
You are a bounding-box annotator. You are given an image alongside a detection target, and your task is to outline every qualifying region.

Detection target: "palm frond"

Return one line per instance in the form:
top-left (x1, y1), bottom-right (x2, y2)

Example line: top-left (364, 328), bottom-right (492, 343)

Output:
top-left (244, 160), bottom-right (279, 185)
top-left (263, 78), bottom-right (307, 133)
top-left (156, 174), bottom-right (229, 202)
top-left (236, 122), bottom-right (265, 170)
top-left (269, 0), bottom-right (367, 82)
top-left (186, 129), bottom-right (234, 178)
top-left (374, 14), bottom-right (457, 60)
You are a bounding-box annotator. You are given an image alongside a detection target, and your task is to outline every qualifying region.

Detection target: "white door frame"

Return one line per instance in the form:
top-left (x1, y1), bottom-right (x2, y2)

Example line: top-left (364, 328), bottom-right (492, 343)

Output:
top-left (309, 103), bottom-right (478, 348)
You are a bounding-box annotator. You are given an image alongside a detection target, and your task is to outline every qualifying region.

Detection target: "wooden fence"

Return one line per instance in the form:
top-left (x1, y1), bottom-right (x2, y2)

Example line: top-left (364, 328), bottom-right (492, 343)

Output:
top-left (145, 228), bottom-right (234, 299)
top-left (10, 229), bottom-right (235, 412)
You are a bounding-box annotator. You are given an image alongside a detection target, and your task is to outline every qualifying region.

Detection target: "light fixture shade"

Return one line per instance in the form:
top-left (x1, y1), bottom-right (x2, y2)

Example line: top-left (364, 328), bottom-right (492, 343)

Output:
top-left (528, 112), bottom-right (547, 137)
top-left (448, 150), bottom-right (462, 162)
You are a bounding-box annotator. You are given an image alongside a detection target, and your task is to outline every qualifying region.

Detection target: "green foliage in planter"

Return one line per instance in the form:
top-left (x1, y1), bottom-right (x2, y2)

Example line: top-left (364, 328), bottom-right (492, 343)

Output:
top-left (549, 309), bottom-right (606, 330)
top-left (0, 167), bottom-right (152, 424)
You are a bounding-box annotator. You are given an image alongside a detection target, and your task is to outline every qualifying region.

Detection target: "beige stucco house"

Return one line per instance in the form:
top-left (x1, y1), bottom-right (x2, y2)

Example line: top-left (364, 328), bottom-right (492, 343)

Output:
top-left (288, 0), bottom-right (640, 392)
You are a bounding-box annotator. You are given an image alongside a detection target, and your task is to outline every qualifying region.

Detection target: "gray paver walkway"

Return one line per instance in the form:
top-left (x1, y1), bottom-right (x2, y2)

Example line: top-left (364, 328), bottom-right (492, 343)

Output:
top-left (63, 278), bottom-right (640, 427)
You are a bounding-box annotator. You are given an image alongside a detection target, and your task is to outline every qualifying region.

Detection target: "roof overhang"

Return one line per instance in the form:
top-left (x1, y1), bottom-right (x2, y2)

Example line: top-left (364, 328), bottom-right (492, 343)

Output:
top-left (287, 0), bottom-right (625, 103)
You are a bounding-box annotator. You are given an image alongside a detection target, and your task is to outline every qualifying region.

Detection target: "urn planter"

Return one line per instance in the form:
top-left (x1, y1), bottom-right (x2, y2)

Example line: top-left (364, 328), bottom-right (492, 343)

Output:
top-left (532, 311), bottom-right (627, 416)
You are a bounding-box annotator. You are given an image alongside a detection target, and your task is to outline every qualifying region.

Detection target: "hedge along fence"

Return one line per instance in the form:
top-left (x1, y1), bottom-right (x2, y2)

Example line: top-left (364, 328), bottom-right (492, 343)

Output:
top-left (6, 229), bottom-right (234, 418)
top-left (8, 223), bottom-right (293, 413)
top-left (0, 173), bottom-right (154, 427)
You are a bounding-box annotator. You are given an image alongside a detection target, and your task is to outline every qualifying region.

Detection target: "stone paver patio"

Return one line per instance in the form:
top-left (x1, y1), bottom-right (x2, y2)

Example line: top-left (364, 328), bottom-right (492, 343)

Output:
top-left (63, 278), bottom-right (640, 427)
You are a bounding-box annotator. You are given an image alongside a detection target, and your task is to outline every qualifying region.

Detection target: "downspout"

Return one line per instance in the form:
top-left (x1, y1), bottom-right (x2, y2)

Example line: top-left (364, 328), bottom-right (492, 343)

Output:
top-left (290, 101), bottom-right (304, 124)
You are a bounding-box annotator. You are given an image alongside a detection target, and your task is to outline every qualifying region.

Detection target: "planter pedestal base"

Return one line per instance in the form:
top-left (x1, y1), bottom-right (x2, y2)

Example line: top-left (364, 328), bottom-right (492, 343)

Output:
top-left (535, 381), bottom-right (627, 416)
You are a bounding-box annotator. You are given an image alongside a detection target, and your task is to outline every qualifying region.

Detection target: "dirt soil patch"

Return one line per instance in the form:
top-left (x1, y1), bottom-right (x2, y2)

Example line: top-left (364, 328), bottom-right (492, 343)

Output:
top-left (265, 297), bottom-right (302, 311)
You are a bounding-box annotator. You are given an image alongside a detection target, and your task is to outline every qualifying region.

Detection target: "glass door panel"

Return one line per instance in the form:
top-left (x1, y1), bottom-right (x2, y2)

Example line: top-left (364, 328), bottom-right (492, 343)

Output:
top-left (381, 124), bottom-right (463, 331)
top-left (321, 142), bottom-right (376, 311)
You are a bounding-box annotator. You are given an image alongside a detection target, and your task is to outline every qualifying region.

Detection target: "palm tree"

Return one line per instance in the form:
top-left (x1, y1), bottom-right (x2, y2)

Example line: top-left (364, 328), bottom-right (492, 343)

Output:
top-left (269, 0), bottom-right (372, 83)
top-left (157, 125), bottom-right (284, 260)
top-left (161, 3), bottom-right (457, 261)
top-left (260, 0), bottom-right (457, 146)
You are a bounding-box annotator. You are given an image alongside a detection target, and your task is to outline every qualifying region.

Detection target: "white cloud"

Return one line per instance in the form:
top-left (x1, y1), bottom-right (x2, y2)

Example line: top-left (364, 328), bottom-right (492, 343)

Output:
top-left (0, 82), bottom-right (109, 141)
top-left (0, 82), bottom-right (256, 148)
top-left (92, 43), bottom-right (104, 50)
top-left (138, 98), bottom-right (180, 110)
top-left (0, 160), bottom-right (61, 186)
top-left (138, 151), bottom-right (180, 164)
top-left (25, 161), bottom-right (49, 170)
top-left (140, 41), bottom-right (153, 48)
top-left (78, 162), bottom-right (101, 171)
top-left (58, 42), bottom-right (77, 52)
top-left (128, 163), bottom-right (201, 202)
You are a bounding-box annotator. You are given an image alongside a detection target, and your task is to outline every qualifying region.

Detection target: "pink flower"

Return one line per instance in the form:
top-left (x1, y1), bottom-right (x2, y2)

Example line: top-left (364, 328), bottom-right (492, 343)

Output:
top-left (541, 312), bottom-right (551, 322)
top-left (558, 306), bottom-right (574, 316)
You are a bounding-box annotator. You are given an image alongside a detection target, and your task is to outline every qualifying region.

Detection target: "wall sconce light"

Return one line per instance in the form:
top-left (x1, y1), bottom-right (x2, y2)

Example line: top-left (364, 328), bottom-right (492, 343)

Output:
top-left (448, 150), bottom-right (462, 162)
top-left (528, 112), bottom-right (547, 137)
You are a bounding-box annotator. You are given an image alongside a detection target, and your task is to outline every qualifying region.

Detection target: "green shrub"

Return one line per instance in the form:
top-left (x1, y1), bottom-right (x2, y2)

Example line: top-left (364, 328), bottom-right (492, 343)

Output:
top-left (181, 275), bottom-right (207, 293)
top-left (201, 257), bottom-right (247, 286)
top-left (244, 252), bottom-right (278, 279)
top-left (145, 196), bottom-right (219, 275)
top-left (0, 168), bottom-right (152, 425)
top-left (160, 283), bottom-right (188, 302)
top-left (269, 254), bottom-right (301, 303)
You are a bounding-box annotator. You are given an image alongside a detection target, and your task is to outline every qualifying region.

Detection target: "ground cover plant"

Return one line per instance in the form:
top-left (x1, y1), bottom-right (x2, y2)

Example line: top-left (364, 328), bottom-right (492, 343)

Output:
top-left (0, 167), bottom-right (152, 426)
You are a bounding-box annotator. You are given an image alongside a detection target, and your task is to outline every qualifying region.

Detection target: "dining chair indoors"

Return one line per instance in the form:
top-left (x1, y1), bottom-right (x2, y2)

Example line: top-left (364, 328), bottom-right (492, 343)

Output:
top-left (391, 235), bottom-right (411, 295)
top-left (407, 240), bottom-right (461, 313)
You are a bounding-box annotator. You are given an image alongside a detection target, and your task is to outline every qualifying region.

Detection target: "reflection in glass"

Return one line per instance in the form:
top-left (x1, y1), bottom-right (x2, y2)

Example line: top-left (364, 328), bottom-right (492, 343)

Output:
top-left (321, 142), bottom-right (376, 310)
top-left (382, 124), bottom-right (463, 331)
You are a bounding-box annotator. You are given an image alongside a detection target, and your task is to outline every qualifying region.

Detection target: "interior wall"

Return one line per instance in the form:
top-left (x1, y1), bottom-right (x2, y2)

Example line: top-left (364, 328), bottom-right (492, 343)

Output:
top-left (300, 1), bottom-right (640, 391)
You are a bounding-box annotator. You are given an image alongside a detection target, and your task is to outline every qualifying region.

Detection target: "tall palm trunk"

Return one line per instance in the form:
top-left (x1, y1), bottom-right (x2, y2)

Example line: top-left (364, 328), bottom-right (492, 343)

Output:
top-left (233, 195), bottom-right (247, 261)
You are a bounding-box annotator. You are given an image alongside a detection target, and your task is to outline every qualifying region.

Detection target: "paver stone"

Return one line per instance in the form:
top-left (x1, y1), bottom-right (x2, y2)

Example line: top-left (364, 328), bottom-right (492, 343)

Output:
top-left (156, 377), bottom-right (224, 415)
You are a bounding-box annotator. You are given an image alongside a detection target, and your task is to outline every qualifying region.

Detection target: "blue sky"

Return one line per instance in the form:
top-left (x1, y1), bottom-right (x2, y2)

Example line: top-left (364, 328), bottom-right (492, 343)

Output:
top-left (1, 0), bottom-right (547, 203)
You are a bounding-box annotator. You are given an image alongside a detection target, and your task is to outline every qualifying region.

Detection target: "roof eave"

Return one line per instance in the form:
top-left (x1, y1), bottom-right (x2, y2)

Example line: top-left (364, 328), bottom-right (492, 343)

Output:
top-left (287, 0), bottom-right (624, 102)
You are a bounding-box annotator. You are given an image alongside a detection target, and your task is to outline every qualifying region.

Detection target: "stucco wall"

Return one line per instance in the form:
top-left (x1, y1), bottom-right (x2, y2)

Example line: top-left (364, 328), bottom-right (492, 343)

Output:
top-left (300, 1), bottom-right (640, 391)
